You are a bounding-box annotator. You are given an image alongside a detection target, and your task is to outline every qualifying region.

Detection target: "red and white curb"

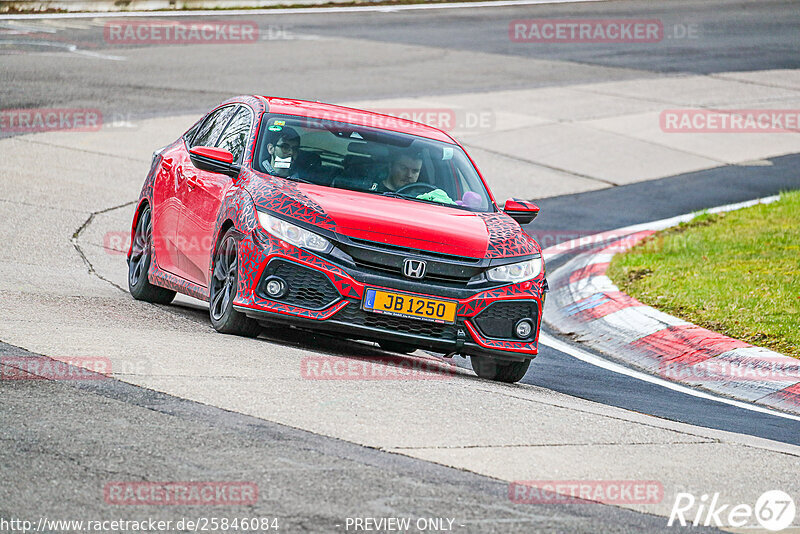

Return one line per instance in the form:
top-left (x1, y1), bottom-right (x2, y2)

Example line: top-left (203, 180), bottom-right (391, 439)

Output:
top-left (541, 195), bottom-right (800, 416)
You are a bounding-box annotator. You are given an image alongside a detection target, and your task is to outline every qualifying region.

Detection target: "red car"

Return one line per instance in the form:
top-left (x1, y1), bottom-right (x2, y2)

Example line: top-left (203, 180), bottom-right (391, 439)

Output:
top-left (128, 96), bottom-right (545, 383)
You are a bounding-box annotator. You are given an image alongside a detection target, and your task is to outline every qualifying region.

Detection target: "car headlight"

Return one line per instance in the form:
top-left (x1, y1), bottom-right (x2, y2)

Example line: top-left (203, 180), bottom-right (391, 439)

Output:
top-left (486, 256), bottom-right (543, 283)
top-left (257, 211), bottom-right (332, 253)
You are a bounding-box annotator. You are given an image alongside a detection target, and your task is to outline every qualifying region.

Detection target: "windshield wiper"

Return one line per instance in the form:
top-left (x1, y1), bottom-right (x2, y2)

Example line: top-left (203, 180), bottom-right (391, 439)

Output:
top-left (283, 175), bottom-right (312, 184)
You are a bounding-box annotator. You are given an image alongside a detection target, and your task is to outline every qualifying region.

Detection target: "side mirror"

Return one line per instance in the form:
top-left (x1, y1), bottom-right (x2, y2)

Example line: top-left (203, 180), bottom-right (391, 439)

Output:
top-left (503, 198), bottom-right (540, 224)
top-left (189, 146), bottom-right (240, 178)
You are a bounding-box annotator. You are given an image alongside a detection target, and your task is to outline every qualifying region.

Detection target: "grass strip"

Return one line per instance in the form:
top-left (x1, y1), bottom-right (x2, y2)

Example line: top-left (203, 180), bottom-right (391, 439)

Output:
top-left (607, 190), bottom-right (800, 359)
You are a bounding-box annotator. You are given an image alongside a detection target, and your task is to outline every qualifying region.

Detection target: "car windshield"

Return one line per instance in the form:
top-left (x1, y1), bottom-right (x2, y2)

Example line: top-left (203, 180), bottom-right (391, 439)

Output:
top-left (252, 114), bottom-right (495, 212)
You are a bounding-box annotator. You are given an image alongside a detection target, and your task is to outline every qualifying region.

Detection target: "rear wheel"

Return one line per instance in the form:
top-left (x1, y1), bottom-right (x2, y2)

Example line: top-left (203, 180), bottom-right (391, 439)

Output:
top-left (470, 355), bottom-right (531, 383)
top-left (128, 205), bottom-right (176, 305)
top-left (378, 340), bottom-right (417, 354)
top-left (209, 230), bottom-right (260, 338)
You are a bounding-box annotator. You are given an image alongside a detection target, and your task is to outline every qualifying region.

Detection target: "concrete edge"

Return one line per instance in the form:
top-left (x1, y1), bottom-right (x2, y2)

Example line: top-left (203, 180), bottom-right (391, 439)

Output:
top-left (0, 0), bottom-right (365, 15)
top-left (541, 199), bottom-right (800, 417)
top-left (0, 0), bottom-right (605, 16)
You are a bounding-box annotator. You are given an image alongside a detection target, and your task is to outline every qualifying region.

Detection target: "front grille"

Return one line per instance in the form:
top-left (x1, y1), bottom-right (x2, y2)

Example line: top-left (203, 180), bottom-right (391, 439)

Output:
top-left (258, 260), bottom-right (340, 310)
top-left (349, 238), bottom-right (481, 263)
top-left (340, 238), bottom-right (484, 287)
top-left (335, 301), bottom-right (458, 341)
top-left (351, 258), bottom-right (472, 284)
top-left (474, 301), bottom-right (539, 340)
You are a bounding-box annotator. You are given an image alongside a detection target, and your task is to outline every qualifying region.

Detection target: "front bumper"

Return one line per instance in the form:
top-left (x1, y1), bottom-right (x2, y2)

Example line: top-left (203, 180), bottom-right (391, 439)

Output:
top-left (233, 231), bottom-right (546, 362)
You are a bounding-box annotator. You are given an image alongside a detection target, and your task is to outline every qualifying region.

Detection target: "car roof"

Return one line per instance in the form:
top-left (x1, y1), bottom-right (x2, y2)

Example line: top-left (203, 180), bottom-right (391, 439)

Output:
top-left (254, 96), bottom-right (457, 144)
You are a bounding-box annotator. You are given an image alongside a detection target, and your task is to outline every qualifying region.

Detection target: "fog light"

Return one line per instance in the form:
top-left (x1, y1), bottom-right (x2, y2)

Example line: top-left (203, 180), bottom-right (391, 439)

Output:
top-left (515, 319), bottom-right (533, 339)
top-left (264, 277), bottom-right (287, 298)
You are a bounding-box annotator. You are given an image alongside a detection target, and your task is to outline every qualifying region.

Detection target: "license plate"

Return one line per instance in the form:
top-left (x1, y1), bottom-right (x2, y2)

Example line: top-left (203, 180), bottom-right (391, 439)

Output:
top-left (362, 288), bottom-right (457, 324)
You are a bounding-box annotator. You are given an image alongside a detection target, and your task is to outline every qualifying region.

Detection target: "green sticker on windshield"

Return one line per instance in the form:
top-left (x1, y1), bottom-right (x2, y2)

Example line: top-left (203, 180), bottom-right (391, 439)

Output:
top-left (268, 125), bottom-right (283, 132)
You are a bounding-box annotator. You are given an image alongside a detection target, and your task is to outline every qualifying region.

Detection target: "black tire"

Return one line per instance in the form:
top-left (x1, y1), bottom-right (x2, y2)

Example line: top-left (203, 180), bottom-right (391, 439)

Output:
top-left (128, 205), bottom-right (176, 305)
top-left (378, 340), bottom-right (417, 354)
top-left (209, 230), bottom-right (260, 338)
top-left (470, 355), bottom-right (531, 383)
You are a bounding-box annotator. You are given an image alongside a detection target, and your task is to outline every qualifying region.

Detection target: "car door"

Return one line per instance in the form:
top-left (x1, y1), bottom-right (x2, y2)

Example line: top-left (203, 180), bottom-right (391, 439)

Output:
top-left (168, 105), bottom-right (239, 284)
top-left (151, 136), bottom-right (194, 275)
top-left (176, 104), bottom-right (253, 286)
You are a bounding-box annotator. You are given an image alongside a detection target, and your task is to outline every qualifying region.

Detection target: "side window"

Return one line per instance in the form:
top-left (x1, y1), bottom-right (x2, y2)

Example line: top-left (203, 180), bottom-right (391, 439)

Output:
top-left (215, 107), bottom-right (252, 163)
top-left (183, 118), bottom-right (202, 142)
top-left (190, 106), bottom-right (237, 148)
top-left (454, 163), bottom-right (488, 210)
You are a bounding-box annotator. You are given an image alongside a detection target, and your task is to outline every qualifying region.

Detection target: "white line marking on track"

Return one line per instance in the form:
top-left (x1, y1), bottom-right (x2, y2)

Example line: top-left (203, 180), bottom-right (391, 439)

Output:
top-left (0, 20), bottom-right (57, 32)
top-left (0, 39), bottom-right (125, 59)
top-left (0, 0), bottom-right (609, 20)
top-left (68, 47), bottom-right (126, 60)
top-left (538, 332), bottom-right (800, 423)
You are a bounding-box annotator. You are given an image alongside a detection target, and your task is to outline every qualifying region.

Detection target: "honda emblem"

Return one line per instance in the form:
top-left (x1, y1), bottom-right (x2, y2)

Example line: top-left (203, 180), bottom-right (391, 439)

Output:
top-left (403, 259), bottom-right (426, 279)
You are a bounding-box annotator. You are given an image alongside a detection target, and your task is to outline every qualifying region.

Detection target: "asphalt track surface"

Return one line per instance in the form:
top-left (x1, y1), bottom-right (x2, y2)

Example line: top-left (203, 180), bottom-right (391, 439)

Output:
top-left (3, 343), bottom-right (692, 533)
top-left (2, 0), bottom-right (800, 531)
top-left (2, 0), bottom-right (800, 128)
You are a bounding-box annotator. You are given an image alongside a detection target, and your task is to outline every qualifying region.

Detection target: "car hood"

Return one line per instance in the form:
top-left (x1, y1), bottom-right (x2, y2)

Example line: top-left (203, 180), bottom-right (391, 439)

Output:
top-left (305, 187), bottom-right (491, 257)
top-left (246, 176), bottom-right (539, 259)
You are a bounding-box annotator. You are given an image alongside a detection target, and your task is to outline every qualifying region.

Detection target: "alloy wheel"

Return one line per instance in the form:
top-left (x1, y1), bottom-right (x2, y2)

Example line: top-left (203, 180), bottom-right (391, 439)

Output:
top-left (210, 236), bottom-right (238, 321)
top-left (129, 206), bottom-right (152, 287)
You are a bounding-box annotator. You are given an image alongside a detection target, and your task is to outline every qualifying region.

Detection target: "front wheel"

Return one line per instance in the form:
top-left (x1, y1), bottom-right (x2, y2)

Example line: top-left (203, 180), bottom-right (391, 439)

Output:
top-left (470, 356), bottom-right (531, 383)
top-left (128, 205), bottom-right (176, 305)
top-left (209, 230), bottom-right (260, 338)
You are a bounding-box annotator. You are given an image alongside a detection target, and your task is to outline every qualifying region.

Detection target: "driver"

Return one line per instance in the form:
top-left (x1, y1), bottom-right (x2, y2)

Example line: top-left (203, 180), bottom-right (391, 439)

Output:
top-left (261, 127), bottom-right (301, 178)
top-left (368, 149), bottom-right (457, 206)
top-left (372, 150), bottom-right (423, 192)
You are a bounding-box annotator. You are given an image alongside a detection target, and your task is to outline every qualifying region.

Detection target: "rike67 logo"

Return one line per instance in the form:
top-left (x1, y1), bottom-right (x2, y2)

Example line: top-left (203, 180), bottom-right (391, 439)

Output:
top-left (668, 490), bottom-right (796, 531)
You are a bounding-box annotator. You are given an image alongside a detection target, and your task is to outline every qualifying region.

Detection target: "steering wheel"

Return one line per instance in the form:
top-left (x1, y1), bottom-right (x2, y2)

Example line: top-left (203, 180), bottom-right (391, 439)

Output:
top-left (394, 182), bottom-right (438, 196)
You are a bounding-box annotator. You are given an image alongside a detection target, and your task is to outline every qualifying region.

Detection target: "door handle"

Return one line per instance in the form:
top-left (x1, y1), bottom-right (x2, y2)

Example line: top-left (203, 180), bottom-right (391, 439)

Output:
top-left (175, 166), bottom-right (198, 188)
top-left (175, 165), bottom-right (200, 191)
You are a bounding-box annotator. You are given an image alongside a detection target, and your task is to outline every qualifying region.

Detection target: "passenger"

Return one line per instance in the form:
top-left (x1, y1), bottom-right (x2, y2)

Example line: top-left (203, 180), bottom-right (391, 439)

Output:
top-left (261, 127), bottom-right (301, 178)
